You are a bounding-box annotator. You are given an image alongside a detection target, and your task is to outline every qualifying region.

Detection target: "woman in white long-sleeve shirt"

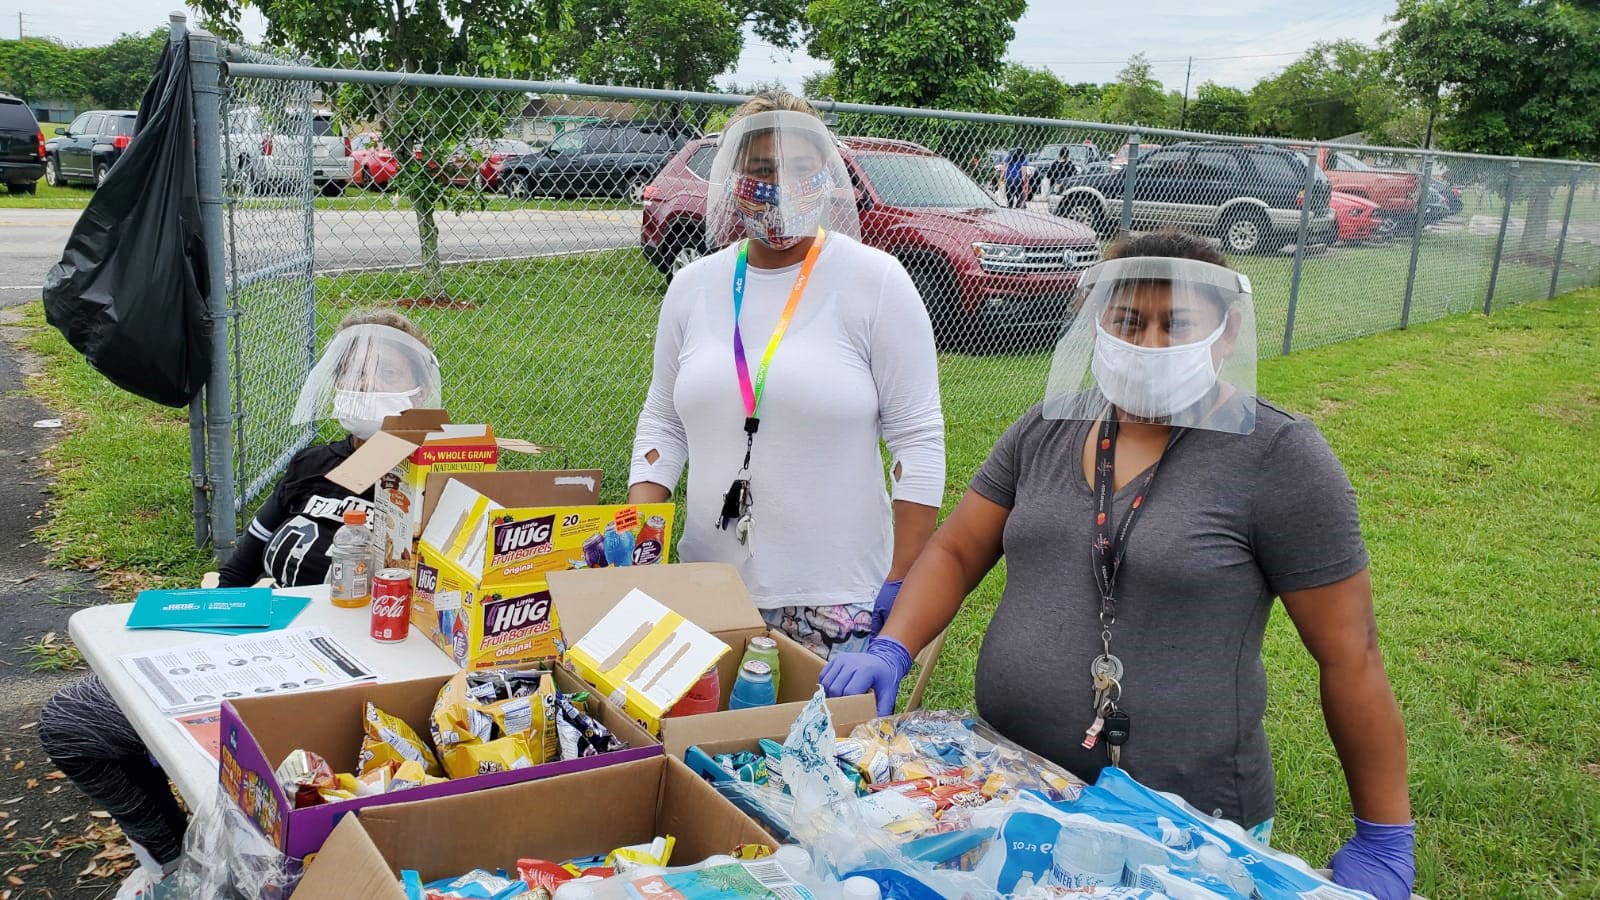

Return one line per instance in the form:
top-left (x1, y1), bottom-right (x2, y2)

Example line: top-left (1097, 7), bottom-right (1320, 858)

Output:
top-left (628, 91), bottom-right (945, 659)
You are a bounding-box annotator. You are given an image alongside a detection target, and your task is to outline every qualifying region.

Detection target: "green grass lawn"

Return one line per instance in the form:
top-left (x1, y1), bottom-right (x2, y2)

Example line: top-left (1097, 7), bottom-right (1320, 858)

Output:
top-left (18, 249), bottom-right (1600, 894)
top-left (0, 180), bottom-right (96, 209)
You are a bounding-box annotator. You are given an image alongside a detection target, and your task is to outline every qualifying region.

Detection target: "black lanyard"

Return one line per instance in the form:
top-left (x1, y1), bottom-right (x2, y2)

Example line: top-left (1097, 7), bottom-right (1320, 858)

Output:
top-left (1090, 416), bottom-right (1181, 616)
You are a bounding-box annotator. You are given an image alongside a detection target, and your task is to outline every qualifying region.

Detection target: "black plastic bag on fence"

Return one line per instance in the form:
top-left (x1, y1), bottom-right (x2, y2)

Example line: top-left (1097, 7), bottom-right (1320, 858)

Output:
top-left (42, 37), bottom-right (210, 408)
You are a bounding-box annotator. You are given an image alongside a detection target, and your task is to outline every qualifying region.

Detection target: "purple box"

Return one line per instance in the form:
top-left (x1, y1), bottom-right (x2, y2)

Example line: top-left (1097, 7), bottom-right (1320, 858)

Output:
top-left (218, 667), bottom-right (659, 859)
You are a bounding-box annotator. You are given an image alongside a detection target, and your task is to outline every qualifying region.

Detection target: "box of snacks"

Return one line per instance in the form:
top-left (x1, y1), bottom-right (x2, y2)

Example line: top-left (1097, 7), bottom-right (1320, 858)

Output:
top-left (217, 666), bottom-right (659, 859)
top-left (293, 755), bottom-right (777, 900)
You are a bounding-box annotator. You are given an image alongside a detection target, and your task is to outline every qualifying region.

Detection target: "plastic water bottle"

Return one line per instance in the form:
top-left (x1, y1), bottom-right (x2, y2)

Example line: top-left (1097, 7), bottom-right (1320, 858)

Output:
top-left (328, 509), bottom-right (373, 609)
top-left (840, 876), bottom-right (882, 900)
top-left (1197, 844), bottom-right (1257, 897)
top-left (1049, 825), bottom-right (1124, 887)
top-left (1122, 835), bottom-right (1173, 886)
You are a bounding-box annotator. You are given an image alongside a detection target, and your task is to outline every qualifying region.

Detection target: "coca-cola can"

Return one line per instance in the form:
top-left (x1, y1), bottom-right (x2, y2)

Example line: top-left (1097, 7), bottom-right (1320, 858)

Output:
top-left (370, 568), bottom-right (413, 643)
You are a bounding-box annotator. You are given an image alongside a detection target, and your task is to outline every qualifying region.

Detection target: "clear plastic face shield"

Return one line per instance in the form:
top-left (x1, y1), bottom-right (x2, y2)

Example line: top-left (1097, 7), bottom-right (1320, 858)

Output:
top-left (1044, 257), bottom-right (1257, 435)
top-left (705, 110), bottom-right (861, 252)
top-left (290, 324), bottom-right (443, 439)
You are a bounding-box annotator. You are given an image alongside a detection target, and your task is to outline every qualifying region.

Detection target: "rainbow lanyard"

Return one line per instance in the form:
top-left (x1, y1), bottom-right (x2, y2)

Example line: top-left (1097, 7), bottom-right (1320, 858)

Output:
top-left (731, 228), bottom-right (827, 435)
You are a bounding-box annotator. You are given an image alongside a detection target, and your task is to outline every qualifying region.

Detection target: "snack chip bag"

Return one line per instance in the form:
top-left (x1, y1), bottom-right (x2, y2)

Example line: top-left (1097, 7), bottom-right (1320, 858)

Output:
top-left (554, 692), bottom-right (624, 760)
top-left (359, 702), bottom-right (443, 777)
top-left (431, 669), bottom-right (557, 778)
top-left (442, 734), bottom-right (536, 778)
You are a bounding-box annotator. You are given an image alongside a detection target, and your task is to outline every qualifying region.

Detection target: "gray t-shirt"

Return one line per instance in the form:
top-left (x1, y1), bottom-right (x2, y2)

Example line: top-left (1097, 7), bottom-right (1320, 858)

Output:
top-left (970, 399), bottom-right (1368, 827)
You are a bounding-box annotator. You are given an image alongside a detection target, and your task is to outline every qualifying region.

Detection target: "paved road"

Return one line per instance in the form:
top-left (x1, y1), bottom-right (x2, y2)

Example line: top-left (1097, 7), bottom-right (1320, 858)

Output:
top-left (0, 209), bottom-right (81, 309)
top-left (1, 206), bottom-right (642, 307)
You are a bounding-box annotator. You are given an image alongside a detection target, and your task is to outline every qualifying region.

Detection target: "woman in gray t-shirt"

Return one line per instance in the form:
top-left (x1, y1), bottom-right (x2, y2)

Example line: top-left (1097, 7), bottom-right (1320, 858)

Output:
top-left (820, 233), bottom-right (1416, 900)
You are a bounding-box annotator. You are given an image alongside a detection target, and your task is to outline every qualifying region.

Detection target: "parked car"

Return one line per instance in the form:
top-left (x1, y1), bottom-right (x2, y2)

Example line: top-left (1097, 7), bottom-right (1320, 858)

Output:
top-left (350, 131), bottom-right (399, 190)
top-left (1329, 191), bottom-right (1383, 244)
top-left (1109, 141), bottom-right (1162, 170)
top-left (465, 138), bottom-right (534, 191)
top-left (44, 109), bottom-right (136, 188)
top-left (0, 92), bottom-right (45, 194)
top-left (641, 135), bottom-right (1103, 349)
top-left (500, 122), bottom-right (698, 201)
top-left (1300, 147), bottom-right (1422, 215)
top-left (1053, 141), bottom-right (1336, 254)
top-left (226, 106), bottom-right (351, 195)
top-left (1032, 142), bottom-right (1112, 181)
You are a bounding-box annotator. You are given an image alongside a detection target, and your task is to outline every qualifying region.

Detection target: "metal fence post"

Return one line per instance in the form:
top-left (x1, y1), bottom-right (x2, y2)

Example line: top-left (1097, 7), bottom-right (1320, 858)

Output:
top-left (1484, 161), bottom-right (1518, 316)
top-left (174, 13), bottom-right (209, 547)
top-left (1282, 145), bottom-right (1319, 356)
top-left (186, 20), bottom-right (238, 553)
top-left (1548, 166), bottom-right (1580, 299)
top-left (1119, 133), bottom-right (1139, 236)
top-left (1400, 154), bottom-right (1434, 329)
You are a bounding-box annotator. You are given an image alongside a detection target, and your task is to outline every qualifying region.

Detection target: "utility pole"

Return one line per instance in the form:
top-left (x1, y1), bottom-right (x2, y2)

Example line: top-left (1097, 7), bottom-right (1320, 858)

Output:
top-left (17, 12), bottom-right (22, 39)
top-left (1179, 56), bottom-right (1193, 129)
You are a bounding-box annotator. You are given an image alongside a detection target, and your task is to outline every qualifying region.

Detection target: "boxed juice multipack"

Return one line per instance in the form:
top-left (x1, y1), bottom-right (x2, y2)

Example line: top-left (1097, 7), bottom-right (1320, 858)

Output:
top-left (413, 472), bottom-right (674, 671)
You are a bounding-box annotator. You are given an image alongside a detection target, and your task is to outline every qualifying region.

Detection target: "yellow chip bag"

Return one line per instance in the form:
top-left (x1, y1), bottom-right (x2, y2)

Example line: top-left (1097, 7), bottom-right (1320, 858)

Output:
top-left (440, 734), bottom-right (536, 778)
top-left (358, 702), bottom-right (442, 777)
top-left (430, 669), bottom-right (556, 776)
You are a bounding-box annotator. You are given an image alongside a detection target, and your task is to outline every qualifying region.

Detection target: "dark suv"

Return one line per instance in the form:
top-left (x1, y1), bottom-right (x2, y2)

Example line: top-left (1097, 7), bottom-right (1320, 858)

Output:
top-left (45, 110), bottom-right (137, 188)
top-left (0, 93), bottom-right (45, 194)
top-left (500, 122), bottom-right (698, 202)
top-left (642, 135), bottom-right (1103, 349)
top-left (1053, 141), bottom-right (1336, 254)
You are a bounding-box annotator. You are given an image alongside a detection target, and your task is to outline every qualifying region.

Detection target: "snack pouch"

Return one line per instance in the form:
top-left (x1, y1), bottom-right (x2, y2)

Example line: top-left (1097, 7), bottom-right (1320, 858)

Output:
top-left (554, 692), bottom-right (624, 759)
top-left (431, 669), bottom-right (557, 776)
top-left (360, 702), bottom-right (443, 777)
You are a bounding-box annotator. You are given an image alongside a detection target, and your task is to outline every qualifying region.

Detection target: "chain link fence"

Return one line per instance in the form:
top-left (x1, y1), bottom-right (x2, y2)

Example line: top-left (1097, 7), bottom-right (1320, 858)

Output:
top-left (185, 34), bottom-right (1600, 550)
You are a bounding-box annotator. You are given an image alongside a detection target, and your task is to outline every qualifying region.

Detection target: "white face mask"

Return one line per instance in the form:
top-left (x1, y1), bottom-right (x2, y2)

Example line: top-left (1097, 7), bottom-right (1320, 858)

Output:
top-left (334, 388), bottom-right (420, 439)
top-left (1091, 318), bottom-right (1228, 419)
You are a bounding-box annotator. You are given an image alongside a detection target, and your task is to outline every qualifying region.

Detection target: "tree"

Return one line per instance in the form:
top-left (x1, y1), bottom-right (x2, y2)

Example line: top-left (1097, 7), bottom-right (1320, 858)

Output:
top-left (85, 30), bottom-right (169, 109)
top-left (1387, 0), bottom-right (1600, 251)
top-left (1184, 82), bottom-right (1251, 134)
top-left (1060, 82), bottom-right (1105, 121)
top-left (193, 0), bottom-right (566, 300)
top-left (547, 0), bottom-right (739, 90)
top-left (1246, 41), bottom-right (1396, 139)
top-left (1098, 54), bottom-right (1172, 126)
top-left (800, 69), bottom-right (840, 100)
top-left (995, 63), bottom-right (1066, 120)
top-left (0, 38), bottom-right (88, 107)
top-left (804, 0), bottom-right (1027, 111)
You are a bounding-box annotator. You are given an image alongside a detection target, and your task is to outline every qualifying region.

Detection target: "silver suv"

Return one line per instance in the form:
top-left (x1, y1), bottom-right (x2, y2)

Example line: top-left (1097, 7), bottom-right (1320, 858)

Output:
top-left (226, 106), bottom-right (350, 195)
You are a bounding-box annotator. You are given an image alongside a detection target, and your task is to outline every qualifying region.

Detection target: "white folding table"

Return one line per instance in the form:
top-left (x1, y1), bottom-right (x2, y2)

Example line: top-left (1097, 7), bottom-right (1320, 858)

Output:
top-left (68, 586), bottom-right (458, 809)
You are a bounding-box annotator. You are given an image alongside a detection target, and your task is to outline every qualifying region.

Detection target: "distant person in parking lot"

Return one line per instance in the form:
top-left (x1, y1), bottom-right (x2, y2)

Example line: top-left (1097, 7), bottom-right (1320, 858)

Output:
top-left (629, 90), bottom-right (945, 660)
top-left (1004, 146), bottom-right (1029, 208)
top-left (1045, 147), bottom-right (1078, 195)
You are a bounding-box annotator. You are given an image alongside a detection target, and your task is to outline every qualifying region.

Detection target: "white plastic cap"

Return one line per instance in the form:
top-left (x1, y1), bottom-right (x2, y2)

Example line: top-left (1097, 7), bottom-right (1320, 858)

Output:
top-left (772, 845), bottom-right (811, 876)
top-left (841, 876), bottom-right (882, 900)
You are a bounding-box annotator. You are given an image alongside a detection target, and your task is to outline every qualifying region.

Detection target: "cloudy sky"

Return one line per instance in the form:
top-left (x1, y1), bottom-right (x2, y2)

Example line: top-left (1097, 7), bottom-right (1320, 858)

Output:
top-left (4, 0), bottom-right (1395, 94)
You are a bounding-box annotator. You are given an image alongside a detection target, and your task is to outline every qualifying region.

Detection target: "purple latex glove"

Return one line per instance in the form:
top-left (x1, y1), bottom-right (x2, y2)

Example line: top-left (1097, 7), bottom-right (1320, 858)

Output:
top-left (869, 579), bottom-right (903, 636)
top-left (819, 636), bottom-right (913, 717)
top-left (1330, 816), bottom-right (1416, 900)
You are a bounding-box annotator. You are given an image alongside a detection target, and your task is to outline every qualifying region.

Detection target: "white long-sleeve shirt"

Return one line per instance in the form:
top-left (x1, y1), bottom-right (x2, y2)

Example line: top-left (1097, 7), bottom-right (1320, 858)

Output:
top-left (630, 234), bottom-right (946, 610)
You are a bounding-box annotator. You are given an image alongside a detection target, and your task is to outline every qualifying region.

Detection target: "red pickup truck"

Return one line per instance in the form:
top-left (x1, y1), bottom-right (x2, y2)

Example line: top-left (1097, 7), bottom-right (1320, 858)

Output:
top-left (1303, 147), bottom-right (1421, 212)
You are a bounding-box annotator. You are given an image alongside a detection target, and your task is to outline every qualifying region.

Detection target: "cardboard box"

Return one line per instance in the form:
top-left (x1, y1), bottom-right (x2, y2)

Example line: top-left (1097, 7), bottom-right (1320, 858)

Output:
top-left (324, 409), bottom-right (502, 570)
top-left (217, 667), bottom-right (659, 859)
top-left (293, 755), bottom-right (777, 900)
top-left (682, 714), bottom-right (875, 844)
top-left (546, 563), bottom-right (879, 754)
top-left (413, 471), bottom-right (674, 671)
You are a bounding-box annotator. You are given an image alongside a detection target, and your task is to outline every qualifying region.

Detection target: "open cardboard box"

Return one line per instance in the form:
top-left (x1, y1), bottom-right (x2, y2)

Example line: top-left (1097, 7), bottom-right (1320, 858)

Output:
top-left (682, 711), bottom-right (877, 844)
top-left (546, 563), bottom-right (878, 756)
top-left (410, 469), bottom-right (604, 670)
top-left (217, 667), bottom-right (658, 859)
top-left (293, 755), bottom-right (777, 900)
top-left (413, 470), bottom-right (674, 671)
top-left (324, 409), bottom-right (504, 570)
